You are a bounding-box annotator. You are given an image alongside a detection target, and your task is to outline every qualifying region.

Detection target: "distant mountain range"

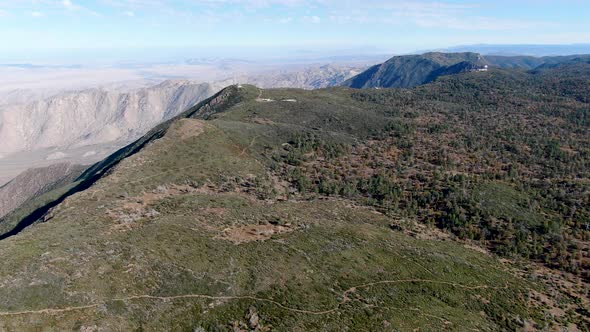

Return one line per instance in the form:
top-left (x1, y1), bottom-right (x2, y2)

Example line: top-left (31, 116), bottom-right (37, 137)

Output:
top-left (437, 43), bottom-right (590, 56)
top-left (342, 52), bottom-right (590, 89)
top-left (233, 64), bottom-right (364, 89)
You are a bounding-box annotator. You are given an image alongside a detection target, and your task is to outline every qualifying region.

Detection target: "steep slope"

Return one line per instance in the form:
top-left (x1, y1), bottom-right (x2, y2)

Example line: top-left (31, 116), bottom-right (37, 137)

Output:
top-left (341, 52), bottom-right (486, 89)
top-left (0, 163), bottom-right (85, 219)
top-left (0, 80), bottom-right (216, 155)
top-left (343, 52), bottom-right (590, 89)
top-left (0, 67), bottom-right (588, 330)
top-left (0, 86), bottom-right (244, 239)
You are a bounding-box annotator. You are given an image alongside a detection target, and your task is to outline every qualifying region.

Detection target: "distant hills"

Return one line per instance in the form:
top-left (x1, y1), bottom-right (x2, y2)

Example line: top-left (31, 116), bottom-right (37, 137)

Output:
top-left (235, 64), bottom-right (364, 89)
top-left (488, 54), bottom-right (590, 70)
top-left (441, 43), bottom-right (590, 56)
top-left (342, 51), bottom-right (590, 89)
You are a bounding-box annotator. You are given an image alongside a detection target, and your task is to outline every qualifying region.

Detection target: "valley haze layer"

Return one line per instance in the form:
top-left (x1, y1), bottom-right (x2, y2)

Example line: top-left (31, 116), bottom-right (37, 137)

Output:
top-left (0, 58), bottom-right (371, 185)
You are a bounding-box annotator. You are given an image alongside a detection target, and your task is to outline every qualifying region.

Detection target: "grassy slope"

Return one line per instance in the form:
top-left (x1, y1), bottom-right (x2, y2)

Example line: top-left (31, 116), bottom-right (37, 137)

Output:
top-left (0, 78), bottom-right (587, 330)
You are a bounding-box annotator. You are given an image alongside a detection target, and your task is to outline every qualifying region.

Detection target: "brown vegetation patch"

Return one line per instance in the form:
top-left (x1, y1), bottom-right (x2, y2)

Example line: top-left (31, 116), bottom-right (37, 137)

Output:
top-left (498, 258), bottom-right (590, 329)
top-left (217, 223), bottom-right (295, 244)
top-left (250, 117), bottom-right (275, 125)
top-left (105, 176), bottom-right (273, 232)
top-left (106, 184), bottom-right (199, 228)
top-left (168, 118), bottom-right (207, 140)
top-left (200, 207), bottom-right (228, 216)
top-left (390, 219), bottom-right (452, 242)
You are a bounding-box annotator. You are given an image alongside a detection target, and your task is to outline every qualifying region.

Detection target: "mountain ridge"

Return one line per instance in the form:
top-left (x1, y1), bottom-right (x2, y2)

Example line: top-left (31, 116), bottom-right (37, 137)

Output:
top-left (0, 63), bottom-right (588, 330)
top-left (0, 64), bottom-right (364, 187)
top-left (440, 43), bottom-right (590, 56)
top-left (0, 85), bottom-right (242, 239)
top-left (342, 51), bottom-right (590, 89)
top-left (341, 52), bottom-right (487, 89)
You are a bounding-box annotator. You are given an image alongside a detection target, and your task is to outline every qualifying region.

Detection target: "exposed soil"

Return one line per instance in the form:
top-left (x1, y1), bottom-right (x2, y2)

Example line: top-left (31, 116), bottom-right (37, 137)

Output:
top-left (217, 223), bottom-right (294, 244)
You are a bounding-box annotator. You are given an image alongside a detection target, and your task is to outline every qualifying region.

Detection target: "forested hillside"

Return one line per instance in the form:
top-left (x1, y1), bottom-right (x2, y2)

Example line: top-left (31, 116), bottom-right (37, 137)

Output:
top-left (291, 67), bottom-right (589, 277)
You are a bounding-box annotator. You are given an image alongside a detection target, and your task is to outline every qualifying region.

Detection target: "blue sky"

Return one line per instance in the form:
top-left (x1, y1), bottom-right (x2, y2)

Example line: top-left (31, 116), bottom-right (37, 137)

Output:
top-left (0, 0), bottom-right (589, 62)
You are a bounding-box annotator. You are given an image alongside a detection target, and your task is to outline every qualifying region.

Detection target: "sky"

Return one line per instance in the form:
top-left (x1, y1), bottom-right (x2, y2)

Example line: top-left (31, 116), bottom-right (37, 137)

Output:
top-left (0, 0), bottom-right (589, 63)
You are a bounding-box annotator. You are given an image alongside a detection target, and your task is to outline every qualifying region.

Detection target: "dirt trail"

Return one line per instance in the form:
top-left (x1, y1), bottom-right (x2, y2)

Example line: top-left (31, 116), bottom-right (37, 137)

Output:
top-left (239, 135), bottom-right (259, 156)
top-left (0, 278), bottom-right (505, 317)
top-left (255, 88), bottom-right (274, 102)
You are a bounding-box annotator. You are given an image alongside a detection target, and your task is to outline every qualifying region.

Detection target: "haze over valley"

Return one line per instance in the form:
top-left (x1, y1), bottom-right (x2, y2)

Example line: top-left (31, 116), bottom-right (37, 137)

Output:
top-left (0, 57), bottom-right (376, 185)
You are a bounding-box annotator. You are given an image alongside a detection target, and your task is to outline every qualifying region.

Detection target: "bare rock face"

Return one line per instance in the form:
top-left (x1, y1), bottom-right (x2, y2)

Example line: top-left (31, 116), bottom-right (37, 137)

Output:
top-left (229, 306), bottom-right (268, 332)
top-left (0, 80), bottom-right (216, 155)
top-left (247, 307), bottom-right (260, 329)
top-left (0, 162), bottom-right (85, 219)
top-left (0, 88), bottom-right (63, 106)
top-left (235, 64), bottom-right (364, 90)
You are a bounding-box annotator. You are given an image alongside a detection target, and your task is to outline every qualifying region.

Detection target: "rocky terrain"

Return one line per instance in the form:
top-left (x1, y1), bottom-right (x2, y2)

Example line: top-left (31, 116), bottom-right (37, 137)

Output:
top-left (231, 64), bottom-right (365, 89)
top-left (0, 80), bottom-right (218, 186)
top-left (0, 65), bottom-right (365, 151)
top-left (0, 80), bottom-right (217, 155)
top-left (0, 88), bottom-right (63, 106)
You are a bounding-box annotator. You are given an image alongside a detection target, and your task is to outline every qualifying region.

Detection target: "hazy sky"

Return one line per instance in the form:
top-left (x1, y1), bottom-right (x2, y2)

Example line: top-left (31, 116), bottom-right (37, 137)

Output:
top-left (0, 0), bottom-right (589, 62)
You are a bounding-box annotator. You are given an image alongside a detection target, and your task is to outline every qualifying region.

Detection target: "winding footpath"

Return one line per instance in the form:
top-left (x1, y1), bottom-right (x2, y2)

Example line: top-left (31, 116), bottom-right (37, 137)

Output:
top-left (0, 278), bottom-right (507, 317)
